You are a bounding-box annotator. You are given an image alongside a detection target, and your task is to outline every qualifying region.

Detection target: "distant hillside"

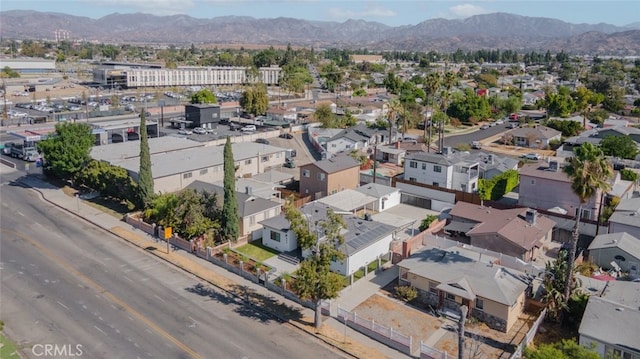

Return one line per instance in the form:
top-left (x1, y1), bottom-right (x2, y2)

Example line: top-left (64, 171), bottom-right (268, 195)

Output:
top-left (1, 10), bottom-right (638, 55)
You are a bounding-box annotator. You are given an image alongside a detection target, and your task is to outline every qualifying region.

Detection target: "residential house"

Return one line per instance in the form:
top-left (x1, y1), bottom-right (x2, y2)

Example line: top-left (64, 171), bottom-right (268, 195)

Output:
top-left (518, 161), bottom-right (633, 222)
top-left (445, 201), bottom-right (555, 262)
top-left (608, 197), bottom-right (640, 238)
top-left (266, 106), bottom-right (297, 122)
top-left (324, 124), bottom-right (384, 158)
top-left (579, 281), bottom-right (640, 358)
top-left (91, 137), bottom-right (287, 193)
top-left (375, 140), bottom-right (429, 166)
top-left (518, 161), bottom-right (603, 220)
top-left (506, 125), bottom-right (561, 149)
top-left (403, 149), bottom-right (480, 193)
top-left (260, 202), bottom-right (396, 275)
top-left (299, 155), bottom-right (360, 200)
top-left (186, 181), bottom-right (282, 240)
top-left (397, 246), bottom-right (531, 332)
top-left (588, 232), bottom-right (640, 277)
top-left (463, 152), bottom-right (519, 180)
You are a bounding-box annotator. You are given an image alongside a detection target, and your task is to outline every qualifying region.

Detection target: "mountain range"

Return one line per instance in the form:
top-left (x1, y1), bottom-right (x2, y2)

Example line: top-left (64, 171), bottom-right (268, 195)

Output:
top-left (1, 10), bottom-right (639, 55)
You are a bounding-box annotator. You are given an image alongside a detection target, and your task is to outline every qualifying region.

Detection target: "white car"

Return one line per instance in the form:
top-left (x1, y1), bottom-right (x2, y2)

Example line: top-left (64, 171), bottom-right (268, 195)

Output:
top-left (241, 125), bottom-right (256, 132)
top-left (193, 127), bottom-right (207, 134)
top-left (495, 119), bottom-right (504, 125)
top-left (178, 128), bottom-right (193, 135)
top-left (522, 153), bottom-right (541, 160)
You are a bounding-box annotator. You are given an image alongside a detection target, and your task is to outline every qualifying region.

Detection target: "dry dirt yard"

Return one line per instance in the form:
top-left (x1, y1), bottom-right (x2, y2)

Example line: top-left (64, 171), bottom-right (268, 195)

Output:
top-left (353, 293), bottom-right (537, 358)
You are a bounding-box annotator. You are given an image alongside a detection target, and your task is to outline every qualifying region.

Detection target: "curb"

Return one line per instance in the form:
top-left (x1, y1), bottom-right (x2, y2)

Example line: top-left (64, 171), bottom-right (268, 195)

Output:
top-left (19, 178), bottom-right (360, 359)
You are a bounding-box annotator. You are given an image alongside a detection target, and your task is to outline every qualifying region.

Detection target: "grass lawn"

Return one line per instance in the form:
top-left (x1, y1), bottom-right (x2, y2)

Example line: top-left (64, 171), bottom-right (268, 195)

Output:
top-left (0, 334), bottom-right (21, 359)
top-left (235, 240), bottom-right (279, 262)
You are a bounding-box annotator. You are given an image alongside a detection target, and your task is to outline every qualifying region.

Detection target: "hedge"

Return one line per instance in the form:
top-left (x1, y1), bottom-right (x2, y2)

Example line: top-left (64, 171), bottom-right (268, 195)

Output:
top-left (478, 169), bottom-right (519, 200)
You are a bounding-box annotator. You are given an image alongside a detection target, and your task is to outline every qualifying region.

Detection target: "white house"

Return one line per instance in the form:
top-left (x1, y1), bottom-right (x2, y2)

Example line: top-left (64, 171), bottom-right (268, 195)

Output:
top-left (355, 183), bottom-right (401, 212)
top-left (608, 198), bottom-right (640, 238)
top-left (403, 149), bottom-right (480, 193)
top-left (260, 202), bottom-right (396, 275)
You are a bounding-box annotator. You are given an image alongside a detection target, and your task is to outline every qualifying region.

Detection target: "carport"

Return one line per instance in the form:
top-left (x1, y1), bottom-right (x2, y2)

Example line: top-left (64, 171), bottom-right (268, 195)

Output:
top-left (316, 189), bottom-right (377, 214)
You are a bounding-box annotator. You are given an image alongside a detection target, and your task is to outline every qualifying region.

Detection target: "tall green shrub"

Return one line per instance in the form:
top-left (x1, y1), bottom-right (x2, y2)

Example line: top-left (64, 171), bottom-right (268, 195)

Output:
top-left (138, 110), bottom-right (154, 208)
top-left (222, 137), bottom-right (239, 242)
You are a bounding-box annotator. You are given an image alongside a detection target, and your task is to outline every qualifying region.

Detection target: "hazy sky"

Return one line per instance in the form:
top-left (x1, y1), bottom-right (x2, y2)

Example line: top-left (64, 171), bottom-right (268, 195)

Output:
top-left (2, 0), bottom-right (638, 27)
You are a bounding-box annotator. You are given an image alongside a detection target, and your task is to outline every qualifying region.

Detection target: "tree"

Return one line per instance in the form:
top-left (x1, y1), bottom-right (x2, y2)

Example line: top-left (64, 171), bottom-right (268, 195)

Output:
top-left (386, 99), bottom-right (403, 144)
top-left (1, 66), bottom-right (20, 78)
top-left (418, 215), bottom-right (438, 232)
top-left (239, 83), bottom-right (269, 117)
top-left (621, 168), bottom-right (639, 182)
top-left (562, 143), bottom-right (612, 304)
top-left (600, 135), bottom-right (639, 160)
top-left (279, 64), bottom-right (313, 94)
top-left (190, 89), bottom-right (217, 104)
top-left (314, 103), bottom-right (335, 128)
top-left (222, 137), bottom-right (239, 242)
top-left (37, 122), bottom-right (94, 180)
top-left (524, 339), bottom-right (599, 359)
top-left (138, 110), bottom-right (154, 208)
top-left (544, 119), bottom-right (583, 137)
top-left (76, 160), bottom-right (139, 210)
top-left (284, 203), bottom-right (347, 329)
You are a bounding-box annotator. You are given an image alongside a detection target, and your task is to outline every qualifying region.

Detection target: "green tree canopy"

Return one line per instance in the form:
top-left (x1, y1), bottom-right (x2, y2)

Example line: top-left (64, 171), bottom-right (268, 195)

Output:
top-left (239, 84), bottom-right (269, 117)
top-left (279, 64), bottom-right (313, 94)
top-left (284, 204), bottom-right (347, 328)
top-left (190, 89), bottom-right (217, 104)
top-left (1, 66), bottom-right (20, 78)
top-left (544, 119), bottom-right (584, 137)
top-left (37, 122), bottom-right (94, 180)
top-left (600, 135), bottom-right (639, 160)
top-left (446, 88), bottom-right (491, 123)
top-left (314, 103), bottom-right (336, 128)
top-left (76, 160), bottom-right (139, 210)
top-left (524, 339), bottom-right (599, 359)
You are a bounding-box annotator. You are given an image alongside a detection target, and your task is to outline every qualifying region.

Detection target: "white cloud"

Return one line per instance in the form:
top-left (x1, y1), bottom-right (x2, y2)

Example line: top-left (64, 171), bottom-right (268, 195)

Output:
top-left (328, 6), bottom-right (396, 20)
top-left (448, 4), bottom-right (490, 18)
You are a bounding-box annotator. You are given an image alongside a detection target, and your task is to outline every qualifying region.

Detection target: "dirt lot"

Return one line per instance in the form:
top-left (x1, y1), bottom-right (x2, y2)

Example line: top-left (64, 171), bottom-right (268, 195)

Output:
top-left (353, 292), bottom-right (538, 358)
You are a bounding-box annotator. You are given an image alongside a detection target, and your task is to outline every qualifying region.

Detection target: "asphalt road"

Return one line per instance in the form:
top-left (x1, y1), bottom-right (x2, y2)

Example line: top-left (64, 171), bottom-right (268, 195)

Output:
top-left (0, 169), bottom-right (343, 359)
top-left (443, 122), bottom-right (512, 148)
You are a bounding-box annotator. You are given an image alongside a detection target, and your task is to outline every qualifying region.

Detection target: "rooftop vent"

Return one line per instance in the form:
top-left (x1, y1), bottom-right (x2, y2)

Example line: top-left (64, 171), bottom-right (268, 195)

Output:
top-left (525, 209), bottom-right (537, 225)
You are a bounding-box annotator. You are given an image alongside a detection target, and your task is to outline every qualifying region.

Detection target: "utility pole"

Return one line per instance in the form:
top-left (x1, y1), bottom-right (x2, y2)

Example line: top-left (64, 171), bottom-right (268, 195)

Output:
top-left (458, 305), bottom-right (468, 359)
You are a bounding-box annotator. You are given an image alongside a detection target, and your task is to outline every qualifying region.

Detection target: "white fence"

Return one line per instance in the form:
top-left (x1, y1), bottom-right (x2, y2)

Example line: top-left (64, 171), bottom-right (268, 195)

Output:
top-left (337, 306), bottom-right (412, 355)
top-left (509, 308), bottom-right (548, 359)
top-left (420, 341), bottom-right (449, 359)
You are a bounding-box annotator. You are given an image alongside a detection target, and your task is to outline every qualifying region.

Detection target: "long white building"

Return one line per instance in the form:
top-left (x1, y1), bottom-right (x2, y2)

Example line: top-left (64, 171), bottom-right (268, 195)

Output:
top-left (94, 63), bottom-right (281, 88)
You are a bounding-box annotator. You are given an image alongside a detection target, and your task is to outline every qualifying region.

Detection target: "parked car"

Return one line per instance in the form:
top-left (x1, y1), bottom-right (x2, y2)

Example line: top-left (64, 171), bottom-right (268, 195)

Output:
top-left (471, 141), bottom-right (482, 149)
top-left (193, 127), bottom-right (207, 134)
top-left (480, 124), bottom-right (490, 130)
top-left (241, 125), bottom-right (257, 132)
top-left (255, 138), bottom-right (270, 145)
top-left (178, 128), bottom-right (193, 135)
top-left (522, 153), bottom-right (541, 160)
top-left (495, 119), bottom-right (504, 125)
top-left (508, 122), bottom-right (519, 129)
top-left (279, 133), bottom-right (293, 139)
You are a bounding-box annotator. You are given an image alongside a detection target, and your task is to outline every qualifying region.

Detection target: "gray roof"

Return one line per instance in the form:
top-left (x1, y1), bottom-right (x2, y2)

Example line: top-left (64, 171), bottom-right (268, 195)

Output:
top-left (185, 180), bottom-right (280, 217)
top-left (260, 201), bottom-right (395, 256)
top-left (303, 155), bottom-right (360, 174)
top-left (589, 232), bottom-right (640, 258)
top-left (355, 183), bottom-right (399, 198)
top-left (252, 169), bottom-right (294, 184)
top-left (90, 136), bottom-right (204, 163)
top-left (609, 198), bottom-right (640, 227)
top-left (405, 151), bottom-right (478, 167)
top-left (398, 247), bottom-right (530, 306)
top-left (508, 125), bottom-right (561, 140)
top-left (317, 189), bottom-right (377, 212)
top-left (102, 141), bottom-right (285, 178)
top-left (579, 296), bottom-right (640, 351)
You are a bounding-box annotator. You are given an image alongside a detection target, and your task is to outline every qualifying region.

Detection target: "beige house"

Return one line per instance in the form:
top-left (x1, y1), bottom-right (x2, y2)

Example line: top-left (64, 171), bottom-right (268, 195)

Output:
top-left (92, 138), bottom-right (287, 193)
top-left (186, 181), bottom-right (281, 240)
top-left (398, 246), bottom-right (531, 332)
top-left (506, 125), bottom-right (561, 148)
top-left (446, 201), bottom-right (556, 262)
top-left (299, 155), bottom-right (360, 200)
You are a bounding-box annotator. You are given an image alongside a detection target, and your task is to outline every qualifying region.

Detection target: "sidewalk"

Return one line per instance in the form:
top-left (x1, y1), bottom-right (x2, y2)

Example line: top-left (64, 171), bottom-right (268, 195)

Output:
top-left (17, 173), bottom-right (410, 359)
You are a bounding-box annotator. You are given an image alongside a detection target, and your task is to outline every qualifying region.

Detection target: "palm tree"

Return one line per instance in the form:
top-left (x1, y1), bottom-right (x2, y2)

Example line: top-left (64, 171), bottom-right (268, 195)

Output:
top-left (438, 72), bottom-right (457, 151)
top-left (562, 143), bottom-right (613, 303)
top-left (386, 98), bottom-right (403, 145)
top-left (423, 73), bottom-right (441, 150)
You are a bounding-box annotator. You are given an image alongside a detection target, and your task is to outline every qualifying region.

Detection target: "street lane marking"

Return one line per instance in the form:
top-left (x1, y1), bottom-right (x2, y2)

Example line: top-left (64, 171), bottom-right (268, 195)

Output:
top-left (94, 325), bottom-right (107, 335)
top-left (1, 227), bottom-right (203, 359)
top-left (57, 301), bottom-right (69, 310)
top-left (16, 211), bottom-right (24, 217)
